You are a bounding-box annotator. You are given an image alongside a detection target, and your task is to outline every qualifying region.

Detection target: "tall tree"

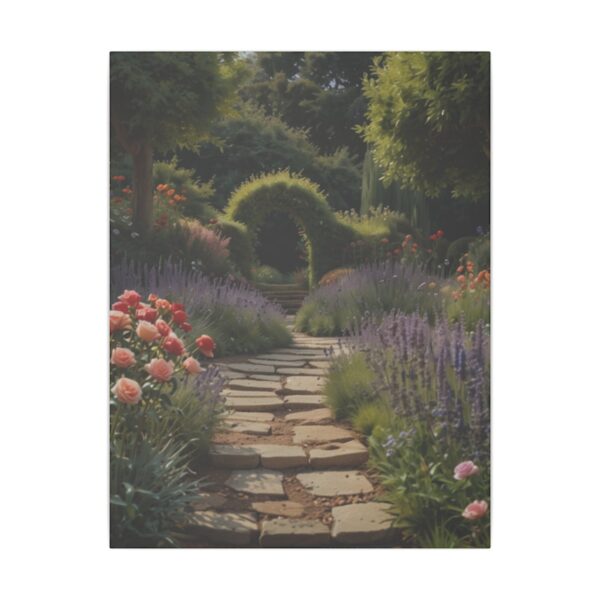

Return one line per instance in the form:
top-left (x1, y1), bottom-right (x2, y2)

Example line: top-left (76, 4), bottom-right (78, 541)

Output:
top-left (241, 52), bottom-right (379, 158)
top-left (110, 52), bottom-right (242, 235)
top-left (361, 52), bottom-right (490, 202)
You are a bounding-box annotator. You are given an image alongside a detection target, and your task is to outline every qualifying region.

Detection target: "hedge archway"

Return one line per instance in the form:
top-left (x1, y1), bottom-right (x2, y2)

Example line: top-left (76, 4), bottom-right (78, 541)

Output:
top-left (225, 172), bottom-right (358, 287)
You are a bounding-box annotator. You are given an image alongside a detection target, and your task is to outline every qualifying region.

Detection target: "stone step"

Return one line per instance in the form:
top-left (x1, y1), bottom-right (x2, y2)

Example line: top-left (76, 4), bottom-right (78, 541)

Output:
top-left (292, 425), bottom-right (355, 445)
top-left (259, 518), bottom-right (330, 547)
top-left (284, 407), bottom-right (333, 423)
top-left (210, 445), bottom-right (260, 469)
top-left (284, 376), bottom-right (326, 394)
top-left (308, 440), bottom-right (369, 468)
top-left (224, 363), bottom-right (276, 375)
top-left (228, 379), bottom-right (281, 392)
top-left (276, 367), bottom-right (327, 376)
top-left (225, 469), bottom-right (286, 497)
top-left (331, 502), bottom-right (396, 545)
top-left (189, 511), bottom-right (258, 546)
top-left (224, 411), bottom-right (275, 422)
top-left (246, 444), bottom-right (308, 469)
top-left (224, 421), bottom-right (272, 436)
top-left (224, 397), bottom-right (285, 412)
top-left (296, 471), bottom-right (374, 497)
top-left (283, 395), bottom-right (325, 409)
top-left (251, 500), bottom-right (305, 518)
top-left (248, 358), bottom-right (307, 368)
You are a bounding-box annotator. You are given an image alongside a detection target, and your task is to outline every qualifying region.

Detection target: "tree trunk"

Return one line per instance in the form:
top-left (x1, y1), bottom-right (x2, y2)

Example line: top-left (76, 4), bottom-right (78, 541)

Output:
top-left (131, 142), bottom-right (154, 236)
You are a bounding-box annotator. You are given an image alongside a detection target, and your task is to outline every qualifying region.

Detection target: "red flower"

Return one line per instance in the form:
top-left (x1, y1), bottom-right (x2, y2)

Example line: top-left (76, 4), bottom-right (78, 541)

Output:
top-left (436, 229), bottom-right (444, 238)
top-left (112, 175), bottom-right (126, 183)
top-left (429, 234), bottom-right (437, 241)
top-left (181, 322), bottom-right (192, 333)
top-left (136, 307), bottom-right (158, 323)
top-left (162, 335), bottom-right (185, 356)
top-left (381, 238), bottom-right (389, 245)
top-left (155, 298), bottom-right (171, 311)
top-left (112, 301), bottom-right (129, 312)
top-left (173, 310), bottom-right (187, 325)
top-left (155, 319), bottom-right (172, 337)
top-left (171, 303), bottom-right (185, 313)
top-left (148, 293), bottom-right (158, 304)
top-left (118, 289), bottom-right (142, 307)
top-left (196, 335), bottom-right (216, 358)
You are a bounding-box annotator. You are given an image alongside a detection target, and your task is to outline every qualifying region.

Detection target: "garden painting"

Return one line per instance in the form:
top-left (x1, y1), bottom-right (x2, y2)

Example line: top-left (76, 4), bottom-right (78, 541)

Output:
top-left (110, 51), bottom-right (490, 548)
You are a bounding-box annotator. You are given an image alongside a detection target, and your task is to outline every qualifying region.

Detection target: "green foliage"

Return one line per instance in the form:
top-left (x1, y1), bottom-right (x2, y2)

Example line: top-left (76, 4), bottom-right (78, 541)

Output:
top-left (153, 160), bottom-right (216, 221)
top-left (361, 52), bottom-right (490, 202)
top-left (324, 353), bottom-right (377, 420)
top-left (253, 265), bottom-right (286, 284)
top-left (352, 402), bottom-right (394, 436)
top-left (110, 437), bottom-right (197, 548)
top-left (208, 218), bottom-right (255, 279)
top-left (370, 425), bottom-right (490, 548)
top-left (468, 234), bottom-right (491, 271)
top-left (179, 105), bottom-right (361, 210)
top-left (225, 171), bottom-right (358, 286)
top-left (446, 236), bottom-right (476, 267)
top-left (110, 52), bottom-right (243, 152)
top-left (241, 52), bottom-right (380, 157)
top-left (361, 148), bottom-right (431, 232)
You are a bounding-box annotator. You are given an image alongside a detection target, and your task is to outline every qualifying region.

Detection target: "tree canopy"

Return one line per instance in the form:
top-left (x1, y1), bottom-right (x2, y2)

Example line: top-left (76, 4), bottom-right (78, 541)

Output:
top-left (361, 52), bottom-right (490, 202)
top-left (110, 52), bottom-right (243, 233)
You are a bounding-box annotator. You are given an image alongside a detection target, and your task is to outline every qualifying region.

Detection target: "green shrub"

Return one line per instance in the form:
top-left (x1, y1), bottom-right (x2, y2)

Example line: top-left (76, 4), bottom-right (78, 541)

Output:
top-left (468, 234), bottom-right (490, 271)
top-left (352, 402), bottom-right (394, 436)
top-left (225, 171), bottom-right (359, 286)
top-left (324, 353), bottom-right (378, 420)
top-left (209, 218), bottom-right (255, 278)
top-left (178, 105), bottom-right (362, 211)
top-left (110, 437), bottom-right (197, 548)
top-left (446, 236), bottom-right (476, 267)
top-left (254, 265), bottom-right (286, 284)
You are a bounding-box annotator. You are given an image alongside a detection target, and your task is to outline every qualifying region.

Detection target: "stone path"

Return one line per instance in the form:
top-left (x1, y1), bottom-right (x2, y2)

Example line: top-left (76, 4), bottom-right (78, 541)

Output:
top-left (184, 316), bottom-right (400, 547)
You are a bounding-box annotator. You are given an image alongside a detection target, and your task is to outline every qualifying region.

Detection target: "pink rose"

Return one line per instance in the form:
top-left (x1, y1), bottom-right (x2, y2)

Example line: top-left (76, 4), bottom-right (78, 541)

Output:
top-left (110, 310), bottom-right (132, 334)
top-left (183, 356), bottom-right (203, 375)
top-left (136, 320), bottom-right (159, 343)
top-left (162, 334), bottom-right (185, 356)
top-left (111, 377), bottom-right (142, 404)
top-left (118, 289), bottom-right (142, 307)
top-left (454, 460), bottom-right (480, 480)
top-left (155, 318), bottom-right (172, 337)
top-left (145, 358), bottom-right (174, 382)
top-left (111, 347), bottom-right (136, 368)
top-left (462, 500), bottom-right (488, 520)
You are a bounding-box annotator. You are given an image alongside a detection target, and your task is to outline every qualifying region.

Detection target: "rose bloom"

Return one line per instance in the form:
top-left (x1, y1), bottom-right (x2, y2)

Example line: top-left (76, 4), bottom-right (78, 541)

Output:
top-left (112, 377), bottom-right (142, 404)
top-left (118, 289), bottom-right (142, 307)
top-left (136, 307), bottom-right (158, 323)
top-left (173, 310), bottom-right (187, 325)
top-left (136, 320), bottom-right (159, 343)
top-left (110, 310), bottom-right (132, 334)
top-left (155, 298), bottom-right (171, 311)
top-left (195, 334), bottom-right (215, 358)
top-left (145, 358), bottom-right (174, 382)
top-left (155, 319), bottom-right (172, 337)
top-left (111, 347), bottom-right (136, 368)
top-left (163, 335), bottom-right (185, 356)
top-left (171, 303), bottom-right (185, 312)
top-left (112, 300), bottom-right (129, 312)
top-left (181, 322), bottom-right (192, 333)
top-left (462, 500), bottom-right (488, 520)
top-left (183, 356), bottom-right (203, 375)
top-left (148, 293), bottom-right (158, 304)
top-left (454, 460), bottom-right (480, 480)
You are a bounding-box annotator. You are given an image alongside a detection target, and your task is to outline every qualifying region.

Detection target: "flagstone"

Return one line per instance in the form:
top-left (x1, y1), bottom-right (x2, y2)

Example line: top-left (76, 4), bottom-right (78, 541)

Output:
top-left (296, 471), bottom-right (373, 497)
top-left (224, 421), bottom-right (272, 436)
top-left (224, 411), bottom-right (275, 422)
top-left (225, 469), bottom-right (286, 497)
top-left (226, 363), bottom-right (276, 375)
top-left (284, 408), bottom-right (333, 423)
top-left (247, 444), bottom-right (308, 468)
top-left (251, 501), bottom-right (305, 518)
top-left (248, 358), bottom-right (307, 368)
top-left (248, 374), bottom-right (283, 382)
top-left (308, 361), bottom-right (331, 369)
top-left (293, 425), bottom-right (355, 445)
top-left (283, 395), bottom-right (325, 409)
top-left (191, 493), bottom-right (227, 511)
top-left (222, 389), bottom-right (280, 398)
top-left (210, 445), bottom-right (260, 469)
top-left (308, 440), bottom-right (368, 468)
top-left (284, 376), bottom-right (325, 394)
top-left (228, 379), bottom-right (281, 392)
top-left (259, 518), bottom-right (330, 547)
top-left (331, 502), bottom-right (395, 544)
top-left (276, 367), bottom-right (326, 376)
top-left (189, 511), bottom-right (258, 546)
top-left (224, 397), bottom-right (284, 412)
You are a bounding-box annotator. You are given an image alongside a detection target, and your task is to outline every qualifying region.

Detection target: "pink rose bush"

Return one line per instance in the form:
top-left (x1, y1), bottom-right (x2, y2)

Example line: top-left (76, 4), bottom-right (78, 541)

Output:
top-left (109, 289), bottom-right (216, 406)
top-left (454, 460), bottom-right (480, 480)
top-left (462, 500), bottom-right (488, 520)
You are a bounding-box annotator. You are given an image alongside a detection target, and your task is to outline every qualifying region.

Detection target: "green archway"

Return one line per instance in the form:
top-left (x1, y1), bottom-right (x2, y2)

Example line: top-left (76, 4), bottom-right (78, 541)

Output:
top-left (225, 172), bottom-right (358, 287)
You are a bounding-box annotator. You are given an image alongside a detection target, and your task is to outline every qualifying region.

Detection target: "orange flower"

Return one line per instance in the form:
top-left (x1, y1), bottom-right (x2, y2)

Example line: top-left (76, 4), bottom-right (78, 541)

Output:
top-left (155, 298), bottom-right (172, 312)
top-left (457, 275), bottom-right (466, 286)
top-left (167, 189), bottom-right (175, 197)
top-left (456, 265), bottom-right (464, 273)
top-left (467, 261), bottom-right (474, 273)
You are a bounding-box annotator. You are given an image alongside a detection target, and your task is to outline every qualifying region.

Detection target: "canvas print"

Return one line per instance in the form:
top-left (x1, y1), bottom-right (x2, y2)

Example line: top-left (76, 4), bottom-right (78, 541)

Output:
top-left (109, 51), bottom-right (490, 548)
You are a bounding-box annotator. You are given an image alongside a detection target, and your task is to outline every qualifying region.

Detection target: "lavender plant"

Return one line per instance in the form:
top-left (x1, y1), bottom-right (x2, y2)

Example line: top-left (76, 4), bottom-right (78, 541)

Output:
top-left (296, 260), bottom-right (445, 336)
top-left (111, 259), bottom-right (292, 355)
